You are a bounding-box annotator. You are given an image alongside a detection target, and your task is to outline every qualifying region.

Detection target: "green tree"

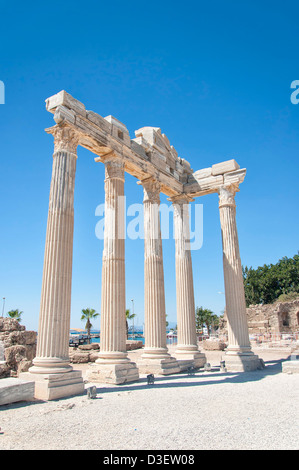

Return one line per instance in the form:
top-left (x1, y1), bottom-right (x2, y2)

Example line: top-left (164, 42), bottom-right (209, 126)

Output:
top-left (81, 308), bottom-right (99, 344)
top-left (210, 314), bottom-right (220, 334)
top-left (7, 309), bottom-right (23, 322)
top-left (243, 253), bottom-right (299, 306)
top-left (195, 307), bottom-right (215, 334)
top-left (125, 308), bottom-right (136, 339)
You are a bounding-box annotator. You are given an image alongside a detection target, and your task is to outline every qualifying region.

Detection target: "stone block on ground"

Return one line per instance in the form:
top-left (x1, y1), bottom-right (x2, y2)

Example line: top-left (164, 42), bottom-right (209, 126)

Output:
top-left (0, 377), bottom-right (35, 405)
top-left (70, 352), bottom-right (89, 363)
top-left (78, 343), bottom-right (100, 351)
top-left (137, 356), bottom-right (181, 376)
top-left (202, 339), bottom-right (226, 351)
top-left (20, 370), bottom-right (84, 401)
top-left (126, 340), bottom-right (143, 351)
top-left (86, 361), bottom-right (139, 384)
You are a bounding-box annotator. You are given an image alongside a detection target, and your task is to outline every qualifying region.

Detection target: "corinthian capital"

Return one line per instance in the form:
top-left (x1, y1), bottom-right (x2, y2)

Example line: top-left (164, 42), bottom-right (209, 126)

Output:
top-left (139, 177), bottom-right (161, 204)
top-left (218, 184), bottom-right (239, 209)
top-left (104, 157), bottom-right (125, 182)
top-left (46, 124), bottom-right (80, 154)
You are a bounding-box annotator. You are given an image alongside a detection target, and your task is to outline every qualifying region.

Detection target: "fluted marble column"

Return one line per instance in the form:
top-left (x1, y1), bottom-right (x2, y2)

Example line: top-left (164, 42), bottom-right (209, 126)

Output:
top-left (87, 157), bottom-right (139, 384)
top-left (218, 184), bottom-right (259, 371)
top-left (26, 124), bottom-right (84, 399)
top-left (137, 177), bottom-right (180, 375)
top-left (171, 196), bottom-right (206, 368)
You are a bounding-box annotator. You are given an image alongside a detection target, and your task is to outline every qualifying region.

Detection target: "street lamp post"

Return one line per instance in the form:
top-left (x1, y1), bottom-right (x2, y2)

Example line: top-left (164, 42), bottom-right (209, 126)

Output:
top-left (131, 299), bottom-right (135, 339)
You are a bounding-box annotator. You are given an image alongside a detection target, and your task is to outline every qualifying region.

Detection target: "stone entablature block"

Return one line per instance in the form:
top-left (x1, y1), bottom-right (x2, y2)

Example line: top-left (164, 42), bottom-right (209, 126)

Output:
top-left (45, 90), bottom-right (246, 199)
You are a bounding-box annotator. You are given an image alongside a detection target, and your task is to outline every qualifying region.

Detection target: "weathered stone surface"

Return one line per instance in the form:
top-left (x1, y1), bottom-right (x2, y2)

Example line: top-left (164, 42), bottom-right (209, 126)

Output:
top-left (70, 352), bottom-right (89, 363)
top-left (193, 167), bottom-right (212, 179)
top-left (20, 370), bottom-right (84, 401)
top-left (30, 127), bottom-right (81, 382)
top-left (171, 197), bottom-right (206, 366)
top-left (105, 115), bottom-right (131, 147)
top-left (0, 378), bottom-right (35, 406)
top-left (17, 359), bottom-right (32, 374)
top-left (139, 177), bottom-right (179, 374)
top-left (87, 361), bottom-right (140, 384)
top-left (202, 340), bottom-right (226, 351)
top-left (212, 159), bottom-right (240, 176)
top-left (78, 343), bottom-right (100, 351)
top-left (7, 331), bottom-right (26, 345)
top-left (126, 340), bottom-right (143, 351)
top-left (69, 344), bottom-right (100, 363)
top-left (137, 357), bottom-right (181, 376)
top-left (23, 331), bottom-right (37, 345)
top-left (192, 174), bottom-right (224, 190)
top-left (218, 185), bottom-right (260, 371)
top-left (0, 318), bottom-right (24, 332)
top-left (0, 362), bottom-right (10, 379)
top-left (95, 157), bottom-right (137, 378)
top-left (37, 90), bottom-right (253, 388)
top-left (219, 298), bottom-right (299, 336)
top-left (46, 90), bottom-right (86, 117)
top-left (86, 110), bottom-right (111, 134)
top-left (0, 318), bottom-right (37, 377)
top-left (5, 345), bottom-right (27, 369)
top-left (224, 168), bottom-right (246, 185)
top-left (89, 352), bottom-right (100, 362)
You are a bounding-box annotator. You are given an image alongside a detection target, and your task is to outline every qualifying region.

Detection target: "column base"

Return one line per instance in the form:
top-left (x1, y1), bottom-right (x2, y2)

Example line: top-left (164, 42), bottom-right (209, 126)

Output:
top-left (19, 369), bottom-right (84, 401)
top-left (222, 349), bottom-right (260, 372)
top-left (174, 347), bottom-right (207, 370)
top-left (29, 357), bottom-right (73, 375)
top-left (137, 355), bottom-right (181, 375)
top-left (86, 360), bottom-right (139, 385)
top-left (95, 350), bottom-right (130, 364)
top-left (141, 347), bottom-right (171, 360)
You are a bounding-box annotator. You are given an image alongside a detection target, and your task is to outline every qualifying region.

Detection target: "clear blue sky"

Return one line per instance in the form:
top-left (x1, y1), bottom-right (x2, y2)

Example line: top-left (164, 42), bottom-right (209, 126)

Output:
top-left (0, 1), bottom-right (298, 331)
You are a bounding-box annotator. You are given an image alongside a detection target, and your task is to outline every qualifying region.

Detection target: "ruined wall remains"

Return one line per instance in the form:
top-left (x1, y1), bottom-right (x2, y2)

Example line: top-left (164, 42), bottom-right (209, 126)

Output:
top-left (0, 317), bottom-right (37, 378)
top-left (219, 298), bottom-right (299, 335)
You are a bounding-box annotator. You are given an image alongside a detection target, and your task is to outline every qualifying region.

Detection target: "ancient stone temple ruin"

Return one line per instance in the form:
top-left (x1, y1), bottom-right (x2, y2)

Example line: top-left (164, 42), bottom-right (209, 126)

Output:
top-left (0, 318), bottom-right (37, 378)
top-left (21, 90), bottom-right (260, 400)
top-left (220, 298), bottom-right (299, 335)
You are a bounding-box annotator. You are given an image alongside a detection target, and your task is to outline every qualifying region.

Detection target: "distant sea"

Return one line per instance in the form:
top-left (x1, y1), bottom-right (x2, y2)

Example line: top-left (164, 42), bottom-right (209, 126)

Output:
top-left (71, 329), bottom-right (178, 345)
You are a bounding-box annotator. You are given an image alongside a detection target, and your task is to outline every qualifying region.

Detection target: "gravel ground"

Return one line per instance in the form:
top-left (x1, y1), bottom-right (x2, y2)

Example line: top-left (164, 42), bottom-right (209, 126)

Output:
top-left (0, 348), bottom-right (298, 450)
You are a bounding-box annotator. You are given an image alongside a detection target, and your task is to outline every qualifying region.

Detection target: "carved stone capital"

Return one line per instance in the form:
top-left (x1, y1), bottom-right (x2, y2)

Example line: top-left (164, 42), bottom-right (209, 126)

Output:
top-left (139, 177), bottom-right (161, 204)
top-left (104, 157), bottom-right (125, 182)
top-left (46, 124), bottom-right (80, 155)
top-left (218, 184), bottom-right (239, 209)
top-left (168, 194), bottom-right (194, 206)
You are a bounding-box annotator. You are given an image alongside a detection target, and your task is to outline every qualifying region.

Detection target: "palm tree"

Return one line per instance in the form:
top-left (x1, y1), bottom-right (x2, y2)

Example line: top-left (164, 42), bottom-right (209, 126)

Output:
top-left (7, 309), bottom-right (23, 322)
top-left (81, 308), bottom-right (99, 344)
top-left (210, 314), bottom-right (220, 334)
top-left (195, 306), bottom-right (214, 334)
top-left (126, 308), bottom-right (136, 339)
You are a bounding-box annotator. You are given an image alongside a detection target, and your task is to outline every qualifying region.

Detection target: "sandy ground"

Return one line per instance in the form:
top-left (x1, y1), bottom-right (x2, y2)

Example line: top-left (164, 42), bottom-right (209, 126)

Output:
top-left (0, 346), bottom-right (298, 451)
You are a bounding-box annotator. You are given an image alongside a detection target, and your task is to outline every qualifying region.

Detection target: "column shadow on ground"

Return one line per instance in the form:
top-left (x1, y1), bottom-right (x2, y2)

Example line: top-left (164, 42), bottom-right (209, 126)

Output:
top-left (0, 358), bottom-right (288, 408)
top-left (92, 357), bottom-right (286, 395)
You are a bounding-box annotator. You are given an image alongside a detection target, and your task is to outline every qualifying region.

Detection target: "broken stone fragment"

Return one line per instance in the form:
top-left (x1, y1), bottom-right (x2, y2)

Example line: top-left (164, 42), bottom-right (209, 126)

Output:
top-left (211, 159), bottom-right (240, 176)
